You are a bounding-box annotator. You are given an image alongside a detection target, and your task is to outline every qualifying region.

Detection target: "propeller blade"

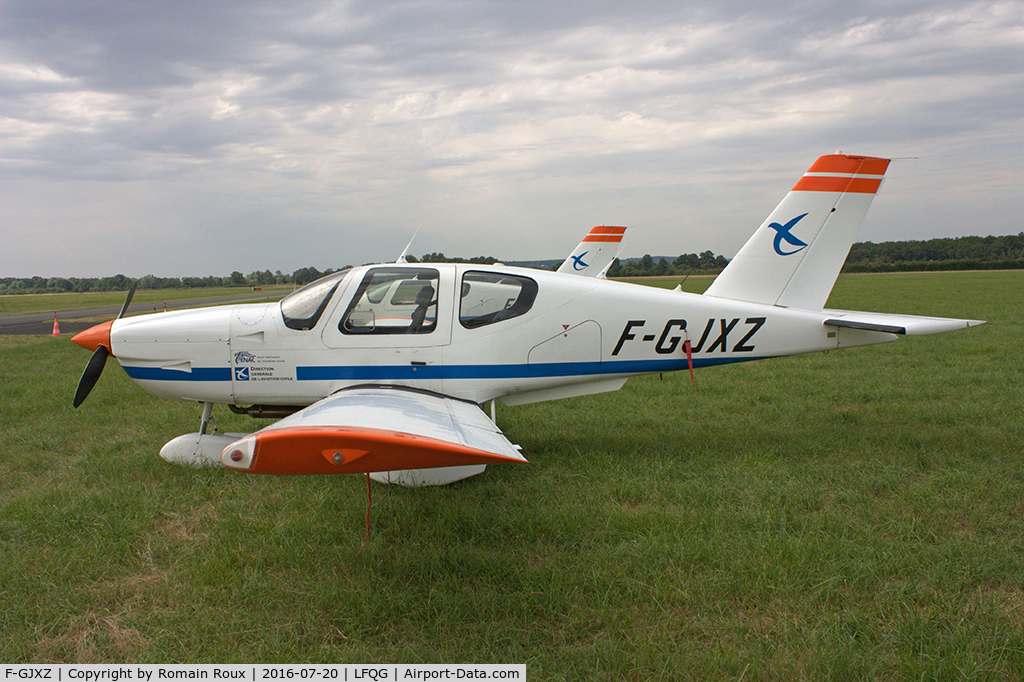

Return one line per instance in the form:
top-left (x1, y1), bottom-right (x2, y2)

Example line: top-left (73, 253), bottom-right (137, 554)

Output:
top-left (118, 281), bottom-right (137, 319)
top-left (73, 345), bottom-right (109, 408)
top-left (72, 282), bottom-right (131, 408)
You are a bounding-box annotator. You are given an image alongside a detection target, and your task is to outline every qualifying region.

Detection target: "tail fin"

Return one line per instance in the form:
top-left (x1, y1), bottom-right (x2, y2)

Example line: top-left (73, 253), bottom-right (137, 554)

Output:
top-left (704, 154), bottom-right (890, 310)
top-left (557, 225), bottom-right (626, 277)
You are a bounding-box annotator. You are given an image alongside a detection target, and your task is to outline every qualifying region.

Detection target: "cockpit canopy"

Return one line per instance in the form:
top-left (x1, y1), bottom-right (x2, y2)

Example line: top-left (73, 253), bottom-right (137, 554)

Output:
top-left (279, 266), bottom-right (539, 334)
top-left (280, 269), bottom-right (350, 331)
top-left (341, 267), bottom-right (439, 334)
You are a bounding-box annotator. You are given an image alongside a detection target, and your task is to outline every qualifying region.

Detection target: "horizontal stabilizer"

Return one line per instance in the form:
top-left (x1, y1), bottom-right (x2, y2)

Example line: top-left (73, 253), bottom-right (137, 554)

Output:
top-left (823, 318), bottom-right (906, 335)
top-left (823, 309), bottom-right (985, 336)
top-left (221, 386), bottom-right (526, 475)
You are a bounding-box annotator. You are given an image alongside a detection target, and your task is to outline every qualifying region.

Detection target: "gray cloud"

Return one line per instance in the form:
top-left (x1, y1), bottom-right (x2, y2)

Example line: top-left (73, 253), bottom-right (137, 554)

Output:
top-left (1, 0), bottom-right (1022, 276)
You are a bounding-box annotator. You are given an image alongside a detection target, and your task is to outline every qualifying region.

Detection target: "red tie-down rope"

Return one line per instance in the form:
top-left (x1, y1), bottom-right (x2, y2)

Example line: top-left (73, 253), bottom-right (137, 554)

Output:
top-left (683, 331), bottom-right (696, 390)
top-left (357, 472), bottom-right (371, 556)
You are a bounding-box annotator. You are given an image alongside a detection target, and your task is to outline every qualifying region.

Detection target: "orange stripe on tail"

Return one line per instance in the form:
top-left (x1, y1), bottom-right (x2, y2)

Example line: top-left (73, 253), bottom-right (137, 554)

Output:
top-left (791, 176), bottom-right (884, 194)
top-left (582, 225), bottom-right (626, 242)
top-left (806, 155), bottom-right (890, 175)
top-left (792, 155), bottom-right (889, 193)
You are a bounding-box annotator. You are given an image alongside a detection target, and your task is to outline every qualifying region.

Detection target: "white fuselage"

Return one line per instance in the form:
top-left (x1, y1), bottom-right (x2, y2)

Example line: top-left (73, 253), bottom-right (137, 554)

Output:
top-left (108, 264), bottom-right (890, 408)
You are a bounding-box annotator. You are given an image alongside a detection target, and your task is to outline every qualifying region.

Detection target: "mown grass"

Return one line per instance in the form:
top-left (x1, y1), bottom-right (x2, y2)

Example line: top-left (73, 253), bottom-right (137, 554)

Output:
top-left (1, 271), bottom-right (1021, 678)
top-left (0, 286), bottom-right (291, 316)
top-left (616, 274), bottom-right (715, 294)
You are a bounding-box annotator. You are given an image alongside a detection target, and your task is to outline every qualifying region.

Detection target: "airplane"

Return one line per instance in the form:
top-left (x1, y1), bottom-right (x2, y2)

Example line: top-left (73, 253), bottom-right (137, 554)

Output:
top-left (556, 225), bottom-right (627, 278)
top-left (71, 154), bottom-right (984, 487)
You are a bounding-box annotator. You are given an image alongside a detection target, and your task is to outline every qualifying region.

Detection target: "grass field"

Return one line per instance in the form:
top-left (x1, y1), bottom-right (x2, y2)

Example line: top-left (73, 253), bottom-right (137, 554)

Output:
top-left (0, 285), bottom-right (292, 317)
top-left (1, 271), bottom-right (1021, 678)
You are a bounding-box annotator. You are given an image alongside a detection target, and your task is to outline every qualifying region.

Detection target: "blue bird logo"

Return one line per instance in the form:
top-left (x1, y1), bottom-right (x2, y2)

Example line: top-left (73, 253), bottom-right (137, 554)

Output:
top-left (768, 213), bottom-right (809, 256)
top-left (571, 252), bottom-right (590, 270)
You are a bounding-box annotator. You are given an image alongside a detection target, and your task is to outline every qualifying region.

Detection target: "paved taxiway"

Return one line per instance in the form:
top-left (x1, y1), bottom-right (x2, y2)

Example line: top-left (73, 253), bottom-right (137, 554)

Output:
top-left (0, 291), bottom-right (282, 336)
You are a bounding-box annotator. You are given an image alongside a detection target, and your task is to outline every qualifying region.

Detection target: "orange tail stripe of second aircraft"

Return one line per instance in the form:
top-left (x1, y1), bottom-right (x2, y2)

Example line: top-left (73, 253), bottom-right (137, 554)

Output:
top-left (582, 225), bottom-right (626, 242)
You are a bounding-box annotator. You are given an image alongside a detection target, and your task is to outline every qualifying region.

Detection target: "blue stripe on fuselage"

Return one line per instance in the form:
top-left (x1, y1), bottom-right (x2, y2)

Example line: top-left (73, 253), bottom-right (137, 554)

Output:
top-left (122, 366), bottom-right (232, 382)
top-left (296, 357), bottom-right (758, 381)
top-left (120, 357), bottom-right (762, 383)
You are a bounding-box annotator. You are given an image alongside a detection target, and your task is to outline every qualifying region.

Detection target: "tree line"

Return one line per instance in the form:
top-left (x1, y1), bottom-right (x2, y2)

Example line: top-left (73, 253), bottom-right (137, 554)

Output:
top-left (3, 233), bottom-right (1021, 295)
top-left (842, 233), bottom-right (1024, 273)
top-left (0, 250), bottom-right (729, 295)
top-left (0, 268), bottom-right (342, 295)
top-left (606, 251), bottom-right (730, 278)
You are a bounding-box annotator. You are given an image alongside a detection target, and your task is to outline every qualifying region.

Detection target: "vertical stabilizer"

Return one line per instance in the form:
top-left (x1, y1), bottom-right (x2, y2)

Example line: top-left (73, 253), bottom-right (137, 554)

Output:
top-left (704, 155), bottom-right (890, 310)
top-left (557, 226), bottom-right (627, 277)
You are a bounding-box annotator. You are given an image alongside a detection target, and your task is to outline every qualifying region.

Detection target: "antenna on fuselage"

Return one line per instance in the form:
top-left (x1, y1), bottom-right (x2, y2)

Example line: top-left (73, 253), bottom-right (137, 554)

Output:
top-left (396, 224), bottom-right (422, 263)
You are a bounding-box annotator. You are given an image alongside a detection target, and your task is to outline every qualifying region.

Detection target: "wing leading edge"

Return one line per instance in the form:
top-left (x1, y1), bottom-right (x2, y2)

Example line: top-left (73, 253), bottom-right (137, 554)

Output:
top-left (221, 386), bottom-right (526, 476)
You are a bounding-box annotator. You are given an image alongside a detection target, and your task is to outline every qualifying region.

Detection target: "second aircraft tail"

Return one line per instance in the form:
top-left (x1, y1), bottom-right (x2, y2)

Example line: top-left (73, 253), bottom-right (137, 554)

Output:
top-left (557, 225), bottom-right (627, 277)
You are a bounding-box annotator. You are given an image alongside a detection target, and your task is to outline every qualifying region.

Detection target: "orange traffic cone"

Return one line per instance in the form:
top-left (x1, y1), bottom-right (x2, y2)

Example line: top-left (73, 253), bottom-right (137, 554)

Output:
top-left (52, 315), bottom-right (60, 336)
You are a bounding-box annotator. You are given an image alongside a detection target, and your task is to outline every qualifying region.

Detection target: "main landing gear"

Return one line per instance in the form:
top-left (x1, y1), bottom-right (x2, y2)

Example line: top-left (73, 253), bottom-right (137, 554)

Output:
top-left (159, 402), bottom-right (246, 467)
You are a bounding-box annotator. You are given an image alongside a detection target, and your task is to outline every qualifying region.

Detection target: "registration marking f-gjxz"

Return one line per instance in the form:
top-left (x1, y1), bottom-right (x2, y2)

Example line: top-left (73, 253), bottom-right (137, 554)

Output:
top-left (612, 317), bottom-right (766, 356)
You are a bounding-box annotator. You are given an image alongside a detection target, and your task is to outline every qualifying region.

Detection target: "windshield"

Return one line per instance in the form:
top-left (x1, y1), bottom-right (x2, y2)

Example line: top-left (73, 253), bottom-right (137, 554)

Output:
top-left (280, 270), bottom-right (350, 330)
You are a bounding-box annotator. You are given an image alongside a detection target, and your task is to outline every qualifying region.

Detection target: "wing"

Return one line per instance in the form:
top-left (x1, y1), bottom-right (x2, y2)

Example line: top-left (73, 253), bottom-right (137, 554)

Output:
top-left (220, 386), bottom-right (526, 475)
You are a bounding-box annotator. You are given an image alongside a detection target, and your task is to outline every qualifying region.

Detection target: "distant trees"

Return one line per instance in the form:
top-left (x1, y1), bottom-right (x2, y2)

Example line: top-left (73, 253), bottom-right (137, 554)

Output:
top-left (291, 267), bottom-right (324, 286)
top-left (606, 250), bottom-right (729, 278)
top-left (0, 265), bottom-right (367, 294)
top-left (252, 269), bottom-right (275, 286)
top-left (418, 252), bottom-right (500, 265)
top-left (138, 275), bottom-right (182, 290)
top-left (47, 277), bottom-right (73, 292)
top-left (2, 233), bottom-right (1021, 295)
top-left (842, 232), bottom-right (1024, 273)
top-left (98, 274), bottom-right (132, 291)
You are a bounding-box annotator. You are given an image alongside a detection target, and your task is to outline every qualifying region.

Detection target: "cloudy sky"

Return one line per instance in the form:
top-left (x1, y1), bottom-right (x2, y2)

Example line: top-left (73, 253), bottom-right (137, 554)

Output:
top-left (1, 0), bottom-right (1022, 278)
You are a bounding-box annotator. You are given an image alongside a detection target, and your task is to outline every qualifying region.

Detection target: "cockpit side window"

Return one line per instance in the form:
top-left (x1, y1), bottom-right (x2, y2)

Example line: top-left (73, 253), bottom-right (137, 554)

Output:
top-left (340, 267), bottom-right (440, 334)
top-left (459, 272), bottom-right (538, 329)
top-left (281, 270), bottom-right (349, 331)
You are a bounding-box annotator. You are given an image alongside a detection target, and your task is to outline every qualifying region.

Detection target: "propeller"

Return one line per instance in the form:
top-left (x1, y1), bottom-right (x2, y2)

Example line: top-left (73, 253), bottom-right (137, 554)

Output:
top-left (73, 345), bottom-right (109, 408)
top-left (117, 280), bottom-right (137, 319)
top-left (72, 281), bottom-right (137, 408)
